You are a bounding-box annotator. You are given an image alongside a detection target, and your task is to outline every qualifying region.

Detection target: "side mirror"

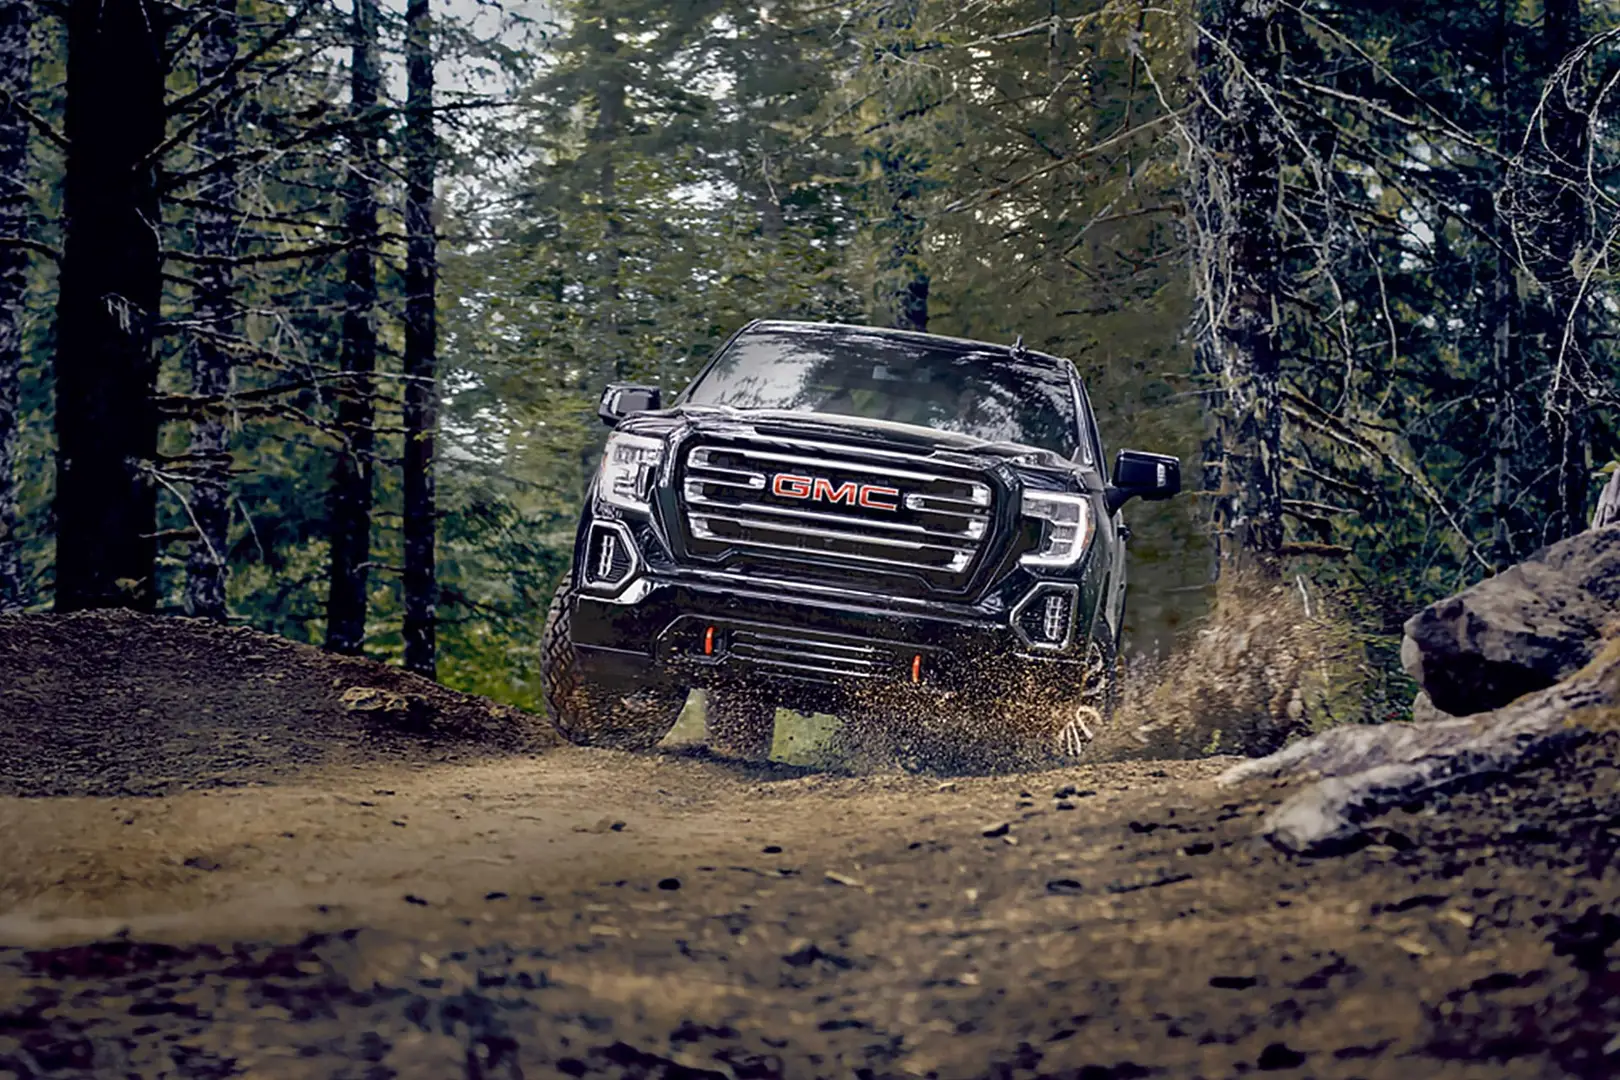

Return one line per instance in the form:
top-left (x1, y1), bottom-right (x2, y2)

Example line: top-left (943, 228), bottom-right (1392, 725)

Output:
top-left (598, 383), bottom-right (662, 427)
top-left (1106, 449), bottom-right (1181, 514)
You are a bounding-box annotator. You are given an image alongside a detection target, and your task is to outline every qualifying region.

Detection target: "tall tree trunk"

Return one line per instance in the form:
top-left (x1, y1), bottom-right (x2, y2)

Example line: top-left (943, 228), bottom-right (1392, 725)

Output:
top-left (869, 3), bottom-right (928, 333)
top-left (872, 142), bottom-right (929, 333)
top-left (0, 0), bottom-right (32, 612)
top-left (324, 0), bottom-right (381, 655)
top-left (402, 0), bottom-right (437, 678)
top-left (1489, 0), bottom-right (1517, 570)
top-left (590, 13), bottom-right (626, 376)
top-left (54, 0), bottom-right (165, 612)
top-left (182, 0), bottom-right (238, 621)
top-left (1538, 0), bottom-right (1590, 542)
top-left (1188, 0), bottom-right (1285, 570)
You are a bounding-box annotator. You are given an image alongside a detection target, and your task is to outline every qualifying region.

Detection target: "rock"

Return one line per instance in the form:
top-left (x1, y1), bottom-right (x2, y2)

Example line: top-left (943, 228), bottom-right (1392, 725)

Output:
top-left (981, 821), bottom-right (1011, 838)
top-left (1401, 526), bottom-right (1620, 716)
top-left (1257, 1042), bottom-right (1307, 1071)
top-left (1594, 468), bottom-right (1620, 530)
top-left (339, 685), bottom-right (437, 730)
top-left (781, 942), bottom-right (853, 969)
top-left (1409, 690), bottom-right (1451, 724)
top-left (1220, 645), bottom-right (1618, 855)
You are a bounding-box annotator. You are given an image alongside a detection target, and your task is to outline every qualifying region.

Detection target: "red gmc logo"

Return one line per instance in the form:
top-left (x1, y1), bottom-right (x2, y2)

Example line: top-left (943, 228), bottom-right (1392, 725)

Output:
top-left (772, 473), bottom-right (899, 512)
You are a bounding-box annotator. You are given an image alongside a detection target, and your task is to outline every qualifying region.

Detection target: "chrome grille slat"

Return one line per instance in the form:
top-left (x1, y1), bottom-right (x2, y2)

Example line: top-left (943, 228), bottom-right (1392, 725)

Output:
top-left (685, 487), bottom-right (984, 541)
top-left (701, 445), bottom-right (991, 496)
top-left (678, 436), bottom-right (994, 591)
top-left (686, 518), bottom-right (972, 579)
top-left (685, 476), bottom-right (765, 493)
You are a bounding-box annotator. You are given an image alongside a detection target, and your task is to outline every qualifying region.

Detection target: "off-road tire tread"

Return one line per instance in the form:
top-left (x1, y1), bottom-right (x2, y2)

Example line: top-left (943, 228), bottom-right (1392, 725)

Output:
top-left (541, 575), bottom-right (684, 750)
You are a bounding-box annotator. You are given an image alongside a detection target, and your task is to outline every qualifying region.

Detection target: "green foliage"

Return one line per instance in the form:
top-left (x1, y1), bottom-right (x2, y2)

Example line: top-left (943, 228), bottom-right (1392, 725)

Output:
top-left (7, 0), bottom-right (1619, 714)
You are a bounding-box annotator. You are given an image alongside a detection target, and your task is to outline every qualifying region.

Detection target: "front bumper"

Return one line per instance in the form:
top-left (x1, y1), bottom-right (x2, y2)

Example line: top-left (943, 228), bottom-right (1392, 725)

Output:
top-left (570, 571), bottom-right (1098, 713)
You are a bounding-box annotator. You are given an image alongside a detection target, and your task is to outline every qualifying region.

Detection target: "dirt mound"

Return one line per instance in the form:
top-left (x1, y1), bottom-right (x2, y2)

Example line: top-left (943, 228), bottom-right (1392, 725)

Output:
top-left (0, 611), bottom-right (553, 797)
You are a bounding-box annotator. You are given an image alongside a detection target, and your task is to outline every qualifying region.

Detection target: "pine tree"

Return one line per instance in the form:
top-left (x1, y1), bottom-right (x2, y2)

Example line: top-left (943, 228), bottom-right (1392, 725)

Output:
top-left (402, 0), bottom-right (439, 677)
top-left (1535, 0), bottom-right (1593, 540)
top-left (0, 0), bottom-right (33, 611)
top-left (1188, 0), bottom-right (1285, 569)
top-left (325, 0), bottom-right (382, 655)
top-left (54, 0), bottom-right (166, 612)
top-left (181, 0), bottom-right (240, 620)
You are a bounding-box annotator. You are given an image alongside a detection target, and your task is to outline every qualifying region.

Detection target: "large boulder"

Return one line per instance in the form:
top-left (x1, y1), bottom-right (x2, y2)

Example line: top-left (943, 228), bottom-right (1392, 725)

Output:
top-left (1220, 644), bottom-right (1617, 854)
top-left (1400, 526), bottom-right (1620, 716)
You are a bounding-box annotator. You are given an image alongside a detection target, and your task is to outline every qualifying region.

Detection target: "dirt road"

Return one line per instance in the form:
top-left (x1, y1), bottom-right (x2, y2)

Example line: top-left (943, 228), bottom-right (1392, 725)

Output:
top-left (1, 613), bottom-right (1618, 1079)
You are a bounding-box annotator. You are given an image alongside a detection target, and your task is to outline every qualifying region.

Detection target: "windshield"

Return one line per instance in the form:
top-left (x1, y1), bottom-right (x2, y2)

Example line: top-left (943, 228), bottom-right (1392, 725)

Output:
top-left (680, 325), bottom-right (1082, 457)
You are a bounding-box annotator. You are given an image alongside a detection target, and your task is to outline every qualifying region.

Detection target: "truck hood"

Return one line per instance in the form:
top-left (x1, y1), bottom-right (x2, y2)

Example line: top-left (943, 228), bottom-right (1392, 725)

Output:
top-left (631, 405), bottom-right (1084, 475)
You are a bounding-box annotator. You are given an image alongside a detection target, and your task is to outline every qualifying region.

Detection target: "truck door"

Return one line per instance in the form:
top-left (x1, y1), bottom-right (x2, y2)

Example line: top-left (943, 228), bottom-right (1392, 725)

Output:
top-left (1076, 378), bottom-right (1127, 639)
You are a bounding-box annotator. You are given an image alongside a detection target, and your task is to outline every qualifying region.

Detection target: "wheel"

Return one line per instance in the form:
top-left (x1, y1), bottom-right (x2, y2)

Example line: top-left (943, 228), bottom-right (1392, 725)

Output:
top-left (705, 688), bottom-right (777, 759)
top-left (541, 574), bottom-right (687, 750)
top-left (917, 638), bottom-right (1119, 773)
top-left (1053, 637), bottom-right (1118, 760)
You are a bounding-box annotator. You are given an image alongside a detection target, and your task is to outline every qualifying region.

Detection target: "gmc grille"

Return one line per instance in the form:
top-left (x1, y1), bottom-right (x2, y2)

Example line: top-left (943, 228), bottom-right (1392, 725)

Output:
top-left (676, 438), bottom-right (995, 594)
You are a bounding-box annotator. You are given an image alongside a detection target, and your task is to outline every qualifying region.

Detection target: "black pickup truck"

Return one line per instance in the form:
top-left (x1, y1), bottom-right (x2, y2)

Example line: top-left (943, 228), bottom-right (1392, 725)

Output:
top-left (541, 320), bottom-right (1180, 766)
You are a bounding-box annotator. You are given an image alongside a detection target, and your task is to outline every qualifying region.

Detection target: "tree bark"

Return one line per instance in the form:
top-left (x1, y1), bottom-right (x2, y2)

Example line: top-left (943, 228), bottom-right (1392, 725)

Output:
top-left (54, 0), bottom-right (166, 613)
top-left (402, 0), bottom-right (438, 678)
top-left (182, 0), bottom-right (239, 621)
top-left (324, 0), bottom-right (381, 655)
top-left (871, 140), bottom-right (929, 334)
top-left (868, 3), bottom-right (928, 334)
top-left (0, 0), bottom-right (32, 612)
top-left (1537, 0), bottom-right (1591, 543)
top-left (589, 13), bottom-right (626, 376)
top-left (1189, 0), bottom-right (1285, 569)
top-left (1488, 0), bottom-right (1518, 570)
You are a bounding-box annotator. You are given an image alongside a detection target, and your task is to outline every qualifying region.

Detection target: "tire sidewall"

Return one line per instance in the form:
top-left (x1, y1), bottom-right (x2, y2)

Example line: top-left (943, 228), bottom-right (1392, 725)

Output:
top-left (541, 574), bottom-right (685, 750)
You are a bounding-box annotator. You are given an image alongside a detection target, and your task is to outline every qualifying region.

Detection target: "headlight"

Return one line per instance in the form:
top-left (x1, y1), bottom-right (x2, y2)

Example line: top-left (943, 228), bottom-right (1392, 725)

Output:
top-left (1019, 491), bottom-right (1094, 570)
top-left (598, 432), bottom-right (664, 513)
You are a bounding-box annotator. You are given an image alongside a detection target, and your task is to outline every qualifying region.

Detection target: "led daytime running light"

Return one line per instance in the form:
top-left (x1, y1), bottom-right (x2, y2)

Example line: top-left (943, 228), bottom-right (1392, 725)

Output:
top-left (598, 432), bottom-right (664, 513)
top-left (1019, 490), bottom-right (1094, 570)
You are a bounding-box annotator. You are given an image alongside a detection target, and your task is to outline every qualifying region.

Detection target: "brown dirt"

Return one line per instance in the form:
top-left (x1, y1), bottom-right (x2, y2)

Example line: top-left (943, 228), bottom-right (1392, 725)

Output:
top-left (0, 610), bottom-right (549, 798)
top-left (1, 612), bottom-right (1618, 1079)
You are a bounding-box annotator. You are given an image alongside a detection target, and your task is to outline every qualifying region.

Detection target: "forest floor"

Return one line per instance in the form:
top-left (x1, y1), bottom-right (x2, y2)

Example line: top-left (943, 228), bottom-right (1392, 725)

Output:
top-left (1, 613), bottom-right (1618, 1079)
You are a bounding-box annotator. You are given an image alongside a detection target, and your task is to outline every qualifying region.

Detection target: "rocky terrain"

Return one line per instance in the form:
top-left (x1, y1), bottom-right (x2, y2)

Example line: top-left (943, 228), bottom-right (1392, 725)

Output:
top-left (0, 527), bottom-right (1617, 1079)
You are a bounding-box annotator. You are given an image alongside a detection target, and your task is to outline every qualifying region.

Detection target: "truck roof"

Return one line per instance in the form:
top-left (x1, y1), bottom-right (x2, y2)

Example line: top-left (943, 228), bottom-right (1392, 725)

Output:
top-left (742, 319), bottom-right (1074, 371)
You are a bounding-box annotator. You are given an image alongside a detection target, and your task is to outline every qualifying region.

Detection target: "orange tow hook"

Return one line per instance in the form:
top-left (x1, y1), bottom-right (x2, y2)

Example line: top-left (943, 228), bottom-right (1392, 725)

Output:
top-left (911, 653), bottom-right (922, 684)
top-left (704, 626), bottom-right (716, 656)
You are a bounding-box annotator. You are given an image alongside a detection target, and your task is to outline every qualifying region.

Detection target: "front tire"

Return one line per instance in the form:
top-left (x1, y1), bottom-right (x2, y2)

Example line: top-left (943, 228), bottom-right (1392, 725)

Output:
top-left (541, 575), bottom-right (687, 750)
top-left (1053, 637), bottom-right (1118, 759)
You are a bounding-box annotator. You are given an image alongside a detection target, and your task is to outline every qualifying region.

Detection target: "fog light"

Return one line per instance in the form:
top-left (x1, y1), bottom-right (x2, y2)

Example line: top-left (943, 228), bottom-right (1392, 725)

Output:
top-left (582, 521), bottom-right (638, 592)
top-left (1042, 594), bottom-right (1066, 642)
top-left (1011, 583), bottom-right (1079, 651)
